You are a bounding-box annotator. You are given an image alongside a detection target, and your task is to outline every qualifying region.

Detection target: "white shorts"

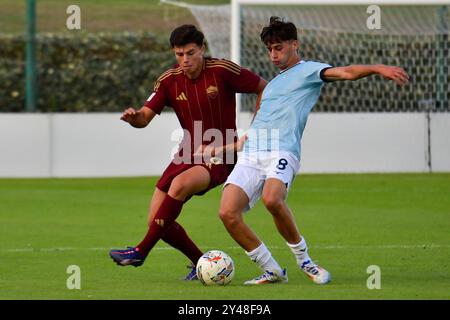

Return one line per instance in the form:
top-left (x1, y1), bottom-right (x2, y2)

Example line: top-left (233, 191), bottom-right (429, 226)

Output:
top-left (224, 151), bottom-right (300, 212)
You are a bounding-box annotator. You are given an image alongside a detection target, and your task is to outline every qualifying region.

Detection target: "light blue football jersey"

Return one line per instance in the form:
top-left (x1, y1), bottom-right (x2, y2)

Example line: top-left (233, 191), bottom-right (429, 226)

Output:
top-left (244, 60), bottom-right (331, 160)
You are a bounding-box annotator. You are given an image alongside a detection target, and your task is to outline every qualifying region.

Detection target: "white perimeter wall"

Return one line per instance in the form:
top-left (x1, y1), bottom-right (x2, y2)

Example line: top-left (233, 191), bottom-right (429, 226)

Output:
top-left (0, 112), bottom-right (449, 177)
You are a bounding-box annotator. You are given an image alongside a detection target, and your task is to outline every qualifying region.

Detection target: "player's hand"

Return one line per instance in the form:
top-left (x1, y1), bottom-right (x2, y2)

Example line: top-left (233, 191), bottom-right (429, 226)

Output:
top-left (120, 107), bottom-right (140, 123)
top-left (194, 144), bottom-right (220, 165)
top-left (377, 65), bottom-right (409, 85)
top-left (194, 144), bottom-right (216, 157)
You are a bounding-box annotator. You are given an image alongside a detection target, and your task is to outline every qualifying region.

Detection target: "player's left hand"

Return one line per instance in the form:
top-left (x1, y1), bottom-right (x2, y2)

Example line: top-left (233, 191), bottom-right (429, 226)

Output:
top-left (378, 65), bottom-right (409, 85)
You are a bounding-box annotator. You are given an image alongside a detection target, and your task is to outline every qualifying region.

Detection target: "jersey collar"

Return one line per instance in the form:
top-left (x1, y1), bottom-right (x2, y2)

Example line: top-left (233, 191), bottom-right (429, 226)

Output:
top-left (279, 60), bottom-right (304, 74)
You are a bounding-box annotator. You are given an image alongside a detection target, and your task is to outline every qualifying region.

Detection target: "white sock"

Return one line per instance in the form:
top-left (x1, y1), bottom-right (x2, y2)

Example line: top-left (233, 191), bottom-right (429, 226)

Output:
top-left (246, 242), bottom-right (282, 274)
top-left (287, 237), bottom-right (310, 265)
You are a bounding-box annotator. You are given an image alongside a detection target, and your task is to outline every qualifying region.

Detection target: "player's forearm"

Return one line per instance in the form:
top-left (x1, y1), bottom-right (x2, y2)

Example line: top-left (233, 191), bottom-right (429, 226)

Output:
top-left (324, 64), bottom-right (409, 85)
top-left (128, 115), bottom-right (149, 128)
top-left (323, 65), bottom-right (380, 81)
top-left (217, 135), bottom-right (247, 155)
top-left (344, 64), bottom-right (384, 80)
top-left (130, 116), bottom-right (148, 128)
top-left (213, 144), bottom-right (229, 157)
top-left (219, 143), bottom-right (238, 154)
top-left (211, 141), bottom-right (240, 157)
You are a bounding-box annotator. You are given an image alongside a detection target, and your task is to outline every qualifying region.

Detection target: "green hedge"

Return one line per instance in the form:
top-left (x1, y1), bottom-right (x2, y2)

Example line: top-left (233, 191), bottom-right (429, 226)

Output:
top-left (0, 32), bottom-right (176, 112)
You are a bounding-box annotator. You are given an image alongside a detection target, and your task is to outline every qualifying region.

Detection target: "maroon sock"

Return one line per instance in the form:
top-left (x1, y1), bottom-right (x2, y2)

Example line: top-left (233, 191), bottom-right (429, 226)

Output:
top-left (136, 194), bottom-right (184, 257)
top-left (162, 222), bottom-right (203, 265)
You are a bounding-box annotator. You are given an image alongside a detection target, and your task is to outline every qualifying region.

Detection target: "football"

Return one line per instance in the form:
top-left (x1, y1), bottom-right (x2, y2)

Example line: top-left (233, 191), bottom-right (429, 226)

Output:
top-left (196, 250), bottom-right (235, 286)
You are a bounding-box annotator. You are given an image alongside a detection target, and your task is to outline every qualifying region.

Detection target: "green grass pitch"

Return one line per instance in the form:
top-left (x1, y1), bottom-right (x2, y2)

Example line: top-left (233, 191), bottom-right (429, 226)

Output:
top-left (0, 173), bottom-right (449, 300)
top-left (0, 0), bottom-right (230, 34)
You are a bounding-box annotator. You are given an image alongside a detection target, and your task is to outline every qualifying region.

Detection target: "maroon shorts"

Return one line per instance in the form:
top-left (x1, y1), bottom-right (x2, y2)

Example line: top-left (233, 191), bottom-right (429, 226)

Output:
top-left (156, 161), bottom-right (235, 197)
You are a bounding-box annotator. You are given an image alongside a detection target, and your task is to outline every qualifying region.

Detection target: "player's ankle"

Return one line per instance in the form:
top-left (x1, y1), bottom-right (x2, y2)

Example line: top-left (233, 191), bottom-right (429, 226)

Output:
top-left (287, 238), bottom-right (309, 263)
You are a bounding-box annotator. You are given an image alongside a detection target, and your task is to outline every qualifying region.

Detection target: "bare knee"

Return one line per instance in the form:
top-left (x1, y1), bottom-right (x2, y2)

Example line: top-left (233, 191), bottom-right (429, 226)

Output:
top-left (219, 206), bottom-right (242, 227)
top-left (262, 195), bottom-right (285, 214)
top-left (168, 177), bottom-right (188, 200)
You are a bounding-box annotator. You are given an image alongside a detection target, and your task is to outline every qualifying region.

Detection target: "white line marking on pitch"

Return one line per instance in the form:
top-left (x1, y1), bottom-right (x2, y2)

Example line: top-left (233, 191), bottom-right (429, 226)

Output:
top-left (3, 244), bottom-right (449, 253)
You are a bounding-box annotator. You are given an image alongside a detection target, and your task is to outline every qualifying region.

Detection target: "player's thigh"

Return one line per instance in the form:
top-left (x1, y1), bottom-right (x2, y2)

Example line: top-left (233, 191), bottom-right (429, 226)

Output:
top-left (262, 152), bottom-right (298, 204)
top-left (220, 183), bottom-right (250, 217)
top-left (168, 165), bottom-right (211, 199)
top-left (223, 163), bottom-right (265, 212)
top-left (147, 187), bottom-right (167, 225)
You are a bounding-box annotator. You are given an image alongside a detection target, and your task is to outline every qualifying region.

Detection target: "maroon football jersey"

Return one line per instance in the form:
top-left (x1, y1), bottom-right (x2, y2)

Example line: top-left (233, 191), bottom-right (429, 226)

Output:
top-left (144, 58), bottom-right (260, 161)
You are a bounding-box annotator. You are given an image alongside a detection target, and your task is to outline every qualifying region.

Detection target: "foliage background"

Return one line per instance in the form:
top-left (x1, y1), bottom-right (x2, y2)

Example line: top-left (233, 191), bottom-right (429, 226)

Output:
top-left (0, 0), bottom-right (229, 112)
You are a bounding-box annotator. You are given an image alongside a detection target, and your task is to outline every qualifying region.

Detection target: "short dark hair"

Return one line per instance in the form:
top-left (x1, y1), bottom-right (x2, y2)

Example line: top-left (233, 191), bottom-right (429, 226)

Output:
top-left (170, 24), bottom-right (205, 48)
top-left (260, 16), bottom-right (297, 45)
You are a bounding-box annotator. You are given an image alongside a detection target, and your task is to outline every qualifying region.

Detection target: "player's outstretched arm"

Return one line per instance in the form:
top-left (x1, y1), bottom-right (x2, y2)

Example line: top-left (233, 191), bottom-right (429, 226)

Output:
top-left (194, 134), bottom-right (248, 161)
top-left (322, 64), bottom-right (409, 85)
top-left (120, 106), bottom-right (156, 128)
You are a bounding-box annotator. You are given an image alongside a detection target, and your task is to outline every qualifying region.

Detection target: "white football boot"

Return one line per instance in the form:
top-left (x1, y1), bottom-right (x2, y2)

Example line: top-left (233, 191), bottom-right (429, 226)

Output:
top-left (299, 259), bottom-right (331, 284)
top-left (244, 268), bottom-right (288, 285)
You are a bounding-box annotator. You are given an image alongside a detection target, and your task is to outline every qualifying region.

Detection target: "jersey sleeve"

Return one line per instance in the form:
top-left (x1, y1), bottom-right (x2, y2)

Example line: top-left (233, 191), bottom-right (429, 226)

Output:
top-left (304, 61), bottom-right (333, 85)
top-left (220, 60), bottom-right (261, 93)
top-left (143, 79), bottom-right (169, 115)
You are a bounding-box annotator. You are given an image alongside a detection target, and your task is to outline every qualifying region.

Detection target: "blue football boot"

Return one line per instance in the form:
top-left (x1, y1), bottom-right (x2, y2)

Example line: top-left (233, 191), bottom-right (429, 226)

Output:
top-left (109, 246), bottom-right (145, 267)
top-left (184, 264), bottom-right (198, 280)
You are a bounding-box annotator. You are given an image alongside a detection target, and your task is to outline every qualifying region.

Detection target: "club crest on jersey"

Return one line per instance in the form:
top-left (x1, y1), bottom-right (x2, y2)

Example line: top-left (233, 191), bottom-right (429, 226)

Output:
top-left (206, 85), bottom-right (218, 99)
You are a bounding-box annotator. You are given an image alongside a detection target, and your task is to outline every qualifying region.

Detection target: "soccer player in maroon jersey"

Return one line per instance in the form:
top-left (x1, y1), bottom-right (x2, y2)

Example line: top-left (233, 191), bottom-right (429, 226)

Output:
top-left (109, 25), bottom-right (266, 279)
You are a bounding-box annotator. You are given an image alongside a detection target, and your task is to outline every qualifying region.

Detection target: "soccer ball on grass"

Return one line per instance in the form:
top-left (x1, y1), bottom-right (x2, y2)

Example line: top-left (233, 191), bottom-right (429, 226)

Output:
top-left (196, 250), bottom-right (235, 286)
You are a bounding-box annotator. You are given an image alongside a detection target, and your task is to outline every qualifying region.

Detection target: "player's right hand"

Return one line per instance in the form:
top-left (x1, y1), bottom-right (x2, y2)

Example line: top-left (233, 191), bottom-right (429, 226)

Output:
top-left (378, 65), bottom-right (409, 86)
top-left (120, 107), bottom-right (139, 122)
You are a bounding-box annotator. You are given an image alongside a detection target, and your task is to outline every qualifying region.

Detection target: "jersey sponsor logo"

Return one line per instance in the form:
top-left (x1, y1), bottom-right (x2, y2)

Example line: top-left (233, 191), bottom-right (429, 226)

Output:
top-left (176, 92), bottom-right (188, 101)
top-left (206, 85), bottom-right (218, 99)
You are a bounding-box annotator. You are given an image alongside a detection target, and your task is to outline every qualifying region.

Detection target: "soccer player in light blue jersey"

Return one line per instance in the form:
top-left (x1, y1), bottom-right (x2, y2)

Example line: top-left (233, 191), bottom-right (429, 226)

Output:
top-left (218, 17), bottom-right (409, 284)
